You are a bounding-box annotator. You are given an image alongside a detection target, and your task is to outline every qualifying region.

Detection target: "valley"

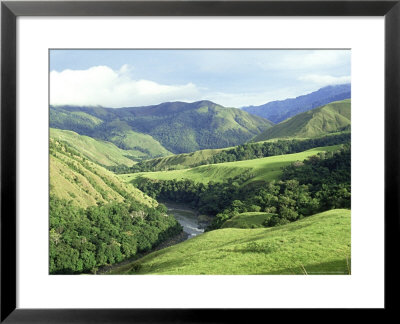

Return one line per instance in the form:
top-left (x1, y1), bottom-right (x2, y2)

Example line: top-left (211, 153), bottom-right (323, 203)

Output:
top-left (50, 97), bottom-right (351, 276)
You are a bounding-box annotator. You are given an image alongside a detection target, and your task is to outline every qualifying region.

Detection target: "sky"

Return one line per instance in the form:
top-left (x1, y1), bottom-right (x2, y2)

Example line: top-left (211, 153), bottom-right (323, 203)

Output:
top-left (50, 49), bottom-right (351, 108)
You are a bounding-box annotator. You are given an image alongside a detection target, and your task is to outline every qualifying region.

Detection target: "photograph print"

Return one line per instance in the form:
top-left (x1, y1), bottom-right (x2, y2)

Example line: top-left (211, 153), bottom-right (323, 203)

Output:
top-left (49, 49), bottom-right (351, 275)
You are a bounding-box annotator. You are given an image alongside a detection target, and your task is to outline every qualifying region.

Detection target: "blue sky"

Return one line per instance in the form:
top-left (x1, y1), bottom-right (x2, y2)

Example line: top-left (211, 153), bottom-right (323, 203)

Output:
top-left (50, 49), bottom-right (350, 108)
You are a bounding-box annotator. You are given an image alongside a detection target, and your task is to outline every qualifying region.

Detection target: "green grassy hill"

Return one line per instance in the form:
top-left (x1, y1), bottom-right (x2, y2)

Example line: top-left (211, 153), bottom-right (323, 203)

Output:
top-left (109, 209), bottom-right (351, 275)
top-left (132, 147), bottom-right (226, 171)
top-left (121, 145), bottom-right (342, 185)
top-left (50, 138), bottom-right (156, 209)
top-left (50, 107), bottom-right (172, 159)
top-left (50, 128), bottom-right (152, 166)
top-left (128, 132), bottom-right (350, 173)
top-left (221, 212), bottom-right (274, 229)
top-left (253, 99), bottom-right (351, 142)
top-left (104, 129), bottom-right (172, 158)
top-left (50, 100), bottom-right (273, 154)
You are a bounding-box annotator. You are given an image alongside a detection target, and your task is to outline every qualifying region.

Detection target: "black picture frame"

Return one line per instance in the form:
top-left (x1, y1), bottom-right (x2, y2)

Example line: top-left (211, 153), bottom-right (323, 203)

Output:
top-left (1, 0), bottom-right (399, 322)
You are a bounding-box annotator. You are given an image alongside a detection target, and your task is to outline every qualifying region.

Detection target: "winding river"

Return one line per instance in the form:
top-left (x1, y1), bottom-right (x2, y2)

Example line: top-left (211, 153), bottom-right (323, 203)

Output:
top-left (98, 202), bottom-right (208, 274)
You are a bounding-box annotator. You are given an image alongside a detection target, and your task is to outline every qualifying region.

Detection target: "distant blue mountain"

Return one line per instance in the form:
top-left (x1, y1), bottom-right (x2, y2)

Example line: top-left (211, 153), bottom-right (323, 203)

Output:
top-left (242, 84), bottom-right (351, 123)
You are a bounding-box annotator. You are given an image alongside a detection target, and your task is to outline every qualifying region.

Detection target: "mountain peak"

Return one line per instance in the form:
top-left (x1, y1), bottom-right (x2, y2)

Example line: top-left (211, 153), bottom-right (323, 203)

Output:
top-left (192, 100), bottom-right (219, 107)
top-left (50, 100), bottom-right (272, 154)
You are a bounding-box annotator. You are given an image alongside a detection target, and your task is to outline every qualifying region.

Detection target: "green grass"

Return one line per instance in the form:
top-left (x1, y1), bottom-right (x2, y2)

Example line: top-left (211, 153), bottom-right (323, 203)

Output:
top-left (132, 131), bottom-right (350, 172)
top-left (50, 128), bottom-right (145, 167)
top-left (120, 145), bottom-right (341, 185)
top-left (253, 99), bottom-right (351, 142)
top-left (221, 212), bottom-right (274, 229)
top-left (107, 129), bottom-right (172, 158)
top-left (134, 147), bottom-right (227, 171)
top-left (253, 130), bottom-right (350, 144)
top-left (50, 138), bottom-right (156, 209)
top-left (109, 209), bottom-right (351, 275)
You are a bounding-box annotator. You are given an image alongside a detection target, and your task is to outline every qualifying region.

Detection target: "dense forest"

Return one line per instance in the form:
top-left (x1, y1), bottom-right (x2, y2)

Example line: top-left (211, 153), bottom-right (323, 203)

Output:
top-left (50, 196), bottom-right (182, 274)
top-left (134, 145), bottom-right (350, 231)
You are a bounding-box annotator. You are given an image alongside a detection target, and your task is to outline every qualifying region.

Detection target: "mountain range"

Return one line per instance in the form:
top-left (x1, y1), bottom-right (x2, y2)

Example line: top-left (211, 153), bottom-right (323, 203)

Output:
top-left (242, 84), bottom-right (351, 123)
top-left (50, 100), bottom-right (272, 155)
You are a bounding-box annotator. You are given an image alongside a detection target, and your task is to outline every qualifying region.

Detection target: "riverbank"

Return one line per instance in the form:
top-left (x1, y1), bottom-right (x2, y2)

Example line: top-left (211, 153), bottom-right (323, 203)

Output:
top-left (97, 230), bottom-right (189, 274)
top-left (162, 201), bottom-right (212, 231)
top-left (98, 201), bottom-right (212, 274)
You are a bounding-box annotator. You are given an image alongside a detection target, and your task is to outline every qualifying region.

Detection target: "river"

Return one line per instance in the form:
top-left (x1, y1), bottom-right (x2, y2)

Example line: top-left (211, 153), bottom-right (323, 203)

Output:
top-left (97, 202), bottom-right (209, 274)
top-left (162, 201), bottom-right (207, 239)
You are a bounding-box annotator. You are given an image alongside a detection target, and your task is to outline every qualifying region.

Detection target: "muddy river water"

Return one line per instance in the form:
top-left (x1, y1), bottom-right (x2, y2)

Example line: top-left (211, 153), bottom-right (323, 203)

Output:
top-left (162, 202), bottom-right (207, 238)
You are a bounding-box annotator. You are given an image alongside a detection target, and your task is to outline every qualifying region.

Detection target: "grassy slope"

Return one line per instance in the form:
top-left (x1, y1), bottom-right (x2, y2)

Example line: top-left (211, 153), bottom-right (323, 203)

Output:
top-left (50, 107), bottom-right (172, 159)
top-left (221, 212), bottom-right (274, 229)
top-left (253, 99), bottom-right (351, 142)
top-left (50, 138), bottom-right (156, 209)
top-left (134, 147), bottom-right (227, 171)
top-left (112, 209), bottom-right (350, 275)
top-left (120, 145), bottom-right (341, 185)
top-left (106, 129), bottom-right (172, 158)
top-left (131, 131), bottom-right (350, 172)
top-left (50, 128), bottom-right (145, 167)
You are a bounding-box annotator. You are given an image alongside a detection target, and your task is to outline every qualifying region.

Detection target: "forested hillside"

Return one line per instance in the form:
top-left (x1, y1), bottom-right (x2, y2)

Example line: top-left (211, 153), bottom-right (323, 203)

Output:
top-left (131, 144), bottom-right (350, 226)
top-left (125, 145), bottom-right (342, 187)
top-left (50, 100), bottom-right (273, 154)
top-left (119, 132), bottom-right (350, 173)
top-left (49, 139), bottom-right (182, 274)
top-left (50, 195), bottom-right (182, 274)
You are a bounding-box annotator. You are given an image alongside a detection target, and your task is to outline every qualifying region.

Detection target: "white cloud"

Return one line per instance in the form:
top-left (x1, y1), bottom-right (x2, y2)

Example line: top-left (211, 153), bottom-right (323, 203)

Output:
top-left (258, 50), bottom-right (350, 71)
top-left (297, 74), bottom-right (351, 86)
top-left (50, 63), bottom-right (351, 109)
top-left (50, 65), bottom-right (201, 107)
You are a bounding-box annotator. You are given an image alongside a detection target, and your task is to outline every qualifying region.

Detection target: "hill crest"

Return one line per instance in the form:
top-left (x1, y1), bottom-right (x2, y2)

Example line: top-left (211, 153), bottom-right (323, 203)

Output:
top-left (252, 99), bottom-right (351, 142)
